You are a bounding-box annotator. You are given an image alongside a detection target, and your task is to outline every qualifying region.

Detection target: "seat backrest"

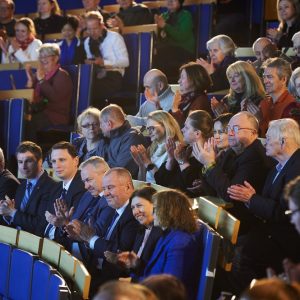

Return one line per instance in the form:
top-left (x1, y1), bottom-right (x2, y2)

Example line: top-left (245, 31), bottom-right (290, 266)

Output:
top-left (0, 69), bottom-right (28, 90)
top-left (196, 196), bottom-right (222, 229)
top-left (14, 0), bottom-right (36, 14)
top-left (8, 248), bottom-right (35, 300)
top-left (47, 273), bottom-right (70, 300)
top-left (58, 0), bottom-right (83, 10)
top-left (0, 242), bottom-right (12, 297)
top-left (140, 31), bottom-right (154, 87)
top-left (58, 249), bottom-right (78, 279)
top-left (18, 230), bottom-right (43, 256)
top-left (31, 260), bottom-right (52, 300)
top-left (0, 225), bottom-right (18, 246)
top-left (74, 260), bottom-right (91, 300)
top-left (0, 100), bottom-right (10, 157)
top-left (41, 238), bottom-right (64, 268)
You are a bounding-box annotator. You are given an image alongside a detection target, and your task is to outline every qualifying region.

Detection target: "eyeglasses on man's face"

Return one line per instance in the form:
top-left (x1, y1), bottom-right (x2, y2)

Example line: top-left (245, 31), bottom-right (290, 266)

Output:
top-left (226, 125), bottom-right (256, 134)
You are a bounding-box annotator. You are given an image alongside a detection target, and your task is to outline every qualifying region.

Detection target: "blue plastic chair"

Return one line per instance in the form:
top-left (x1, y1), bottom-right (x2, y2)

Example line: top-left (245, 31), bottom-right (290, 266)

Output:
top-left (47, 273), bottom-right (69, 300)
top-left (0, 69), bottom-right (28, 90)
top-left (0, 243), bottom-right (12, 298)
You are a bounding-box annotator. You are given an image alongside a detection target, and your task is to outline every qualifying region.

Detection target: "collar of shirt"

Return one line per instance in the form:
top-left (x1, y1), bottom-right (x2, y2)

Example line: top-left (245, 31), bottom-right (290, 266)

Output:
top-left (116, 199), bottom-right (129, 217)
top-left (27, 169), bottom-right (44, 188)
top-left (62, 174), bottom-right (76, 191)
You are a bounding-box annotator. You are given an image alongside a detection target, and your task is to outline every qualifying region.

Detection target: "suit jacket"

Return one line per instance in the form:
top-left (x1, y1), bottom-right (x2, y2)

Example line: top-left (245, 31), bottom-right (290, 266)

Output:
top-left (204, 139), bottom-right (274, 234)
top-left (12, 171), bottom-right (57, 236)
top-left (93, 203), bottom-right (139, 282)
top-left (0, 169), bottom-right (20, 199)
top-left (142, 229), bottom-right (201, 300)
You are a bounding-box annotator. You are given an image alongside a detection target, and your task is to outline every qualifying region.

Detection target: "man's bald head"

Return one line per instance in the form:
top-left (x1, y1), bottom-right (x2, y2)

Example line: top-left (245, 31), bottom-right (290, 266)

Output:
top-left (253, 37), bottom-right (273, 62)
top-left (143, 69), bottom-right (168, 98)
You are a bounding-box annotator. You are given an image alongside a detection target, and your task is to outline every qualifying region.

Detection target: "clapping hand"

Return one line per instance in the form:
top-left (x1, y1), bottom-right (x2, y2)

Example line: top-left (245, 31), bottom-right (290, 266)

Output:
top-left (65, 219), bottom-right (95, 242)
top-left (130, 144), bottom-right (152, 168)
top-left (193, 137), bottom-right (216, 166)
top-left (211, 97), bottom-right (227, 117)
top-left (227, 181), bottom-right (256, 203)
top-left (196, 57), bottom-right (215, 75)
top-left (174, 143), bottom-right (192, 165)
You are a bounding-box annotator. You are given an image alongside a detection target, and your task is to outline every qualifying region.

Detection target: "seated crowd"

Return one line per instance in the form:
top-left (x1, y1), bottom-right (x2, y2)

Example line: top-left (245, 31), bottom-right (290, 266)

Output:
top-left (2, 0), bottom-right (300, 299)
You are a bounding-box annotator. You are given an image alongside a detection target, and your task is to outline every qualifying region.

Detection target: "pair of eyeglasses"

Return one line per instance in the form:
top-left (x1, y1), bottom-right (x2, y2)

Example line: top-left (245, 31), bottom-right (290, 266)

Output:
top-left (146, 125), bottom-right (161, 132)
top-left (226, 125), bottom-right (257, 134)
top-left (285, 208), bottom-right (300, 217)
top-left (81, 123), bottom-right (99, 129)
top-left (213, 129), bottom-right (227, 135)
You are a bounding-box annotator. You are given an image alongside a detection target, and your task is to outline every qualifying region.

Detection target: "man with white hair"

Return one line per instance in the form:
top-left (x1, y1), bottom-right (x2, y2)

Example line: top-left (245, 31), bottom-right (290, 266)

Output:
top-left (0, 147), bottom-right (19, 199)
top-left (227, 118), bottom-right (300, 294)
top-left (291, 31), bottom-right (300, 70)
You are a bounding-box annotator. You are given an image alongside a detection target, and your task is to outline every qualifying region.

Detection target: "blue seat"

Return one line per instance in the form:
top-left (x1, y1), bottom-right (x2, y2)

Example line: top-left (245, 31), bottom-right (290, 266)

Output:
top-left (196, 221), bottom-right (221, 300)
top-left (58, 0), bottom-right (83, 10)
top-left (0, 100), bottom-right (10, 156)
top-left (8, 248), bottom-right (35, 300)
top-left (140, 32), bottom-right (154, 88)
top-left (31, 260), bottom-right (52, 300)
top-left (47, 273), bottom-right (70, 300)
top-left (14, 0), bottom-right (36, 14)
top-left (0, 243), bottom-right (12, 298)
top-left (0, 69), bottom-right (28, 90)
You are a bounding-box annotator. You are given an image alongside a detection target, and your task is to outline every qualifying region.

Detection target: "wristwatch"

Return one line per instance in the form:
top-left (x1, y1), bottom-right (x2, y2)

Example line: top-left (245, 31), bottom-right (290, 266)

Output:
top-left (177, 159), bottom-right (186, 165)
top-left (146, 163), bottom-right (156, 171)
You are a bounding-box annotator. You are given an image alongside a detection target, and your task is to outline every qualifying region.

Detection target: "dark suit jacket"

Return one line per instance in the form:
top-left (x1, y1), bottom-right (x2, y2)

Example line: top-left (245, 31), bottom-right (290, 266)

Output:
top-left (205, 139), bottom-right (274, 233)
top-left (93, 203), bottom-right (139, 282)
top-left (0, 169), bottom-right (20, 199)
top-left (246, 149), bottom-right (300, 265)
top-left (12, 171), bottom-right (57, 236)
top-left (142, 229), bottom-right (201, 300)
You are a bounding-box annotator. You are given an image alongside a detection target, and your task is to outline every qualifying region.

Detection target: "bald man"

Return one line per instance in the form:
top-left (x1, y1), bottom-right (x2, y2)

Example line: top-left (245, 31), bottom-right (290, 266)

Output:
top-left (127, 69), bottom-right (174, 126)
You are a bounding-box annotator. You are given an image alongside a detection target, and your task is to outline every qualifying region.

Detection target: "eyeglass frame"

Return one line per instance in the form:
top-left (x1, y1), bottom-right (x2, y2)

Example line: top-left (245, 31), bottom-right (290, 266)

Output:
top-left (226, 125), bottom-right (257, 134)
top-left (81, 122), bottom-right (99, 129)
top-left (146, 124), bottom-right (162, 133)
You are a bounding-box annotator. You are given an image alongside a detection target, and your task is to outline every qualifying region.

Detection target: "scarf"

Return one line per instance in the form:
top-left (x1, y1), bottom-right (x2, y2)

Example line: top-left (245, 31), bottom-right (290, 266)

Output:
top-left (60, 37), bottom-right (78, 65)
top-left (179, 90), bottom-right (205, 111)
top-left (17, 34), bottom-right (35, 51)
top-left (88, 29), bottom-right (107, 58)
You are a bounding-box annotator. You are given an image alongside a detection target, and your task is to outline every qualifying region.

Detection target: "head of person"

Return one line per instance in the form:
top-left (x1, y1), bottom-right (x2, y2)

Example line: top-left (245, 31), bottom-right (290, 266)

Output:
top-left (15, 18), bottom-right (36, 42)
top-left (77, 107), bottom-right (101, 141)
top-left (50, 141), bottom-right (79, 181)
top-left (102, 168), bottom-right (134, 209)
top-left (85, 11), bottom-right (105, 40)
top-left (16, 141), bottom-right (43, 179)
top-left (166, 0), bottom-right (183, 13)
top-left (117, 0), bottom-right (133, 10)
top-left (38, 43), bottom-right (60, 74)
top-left (93, 281), bottom-right (157, 300)
top-left (227, 112), bottom-right (259, 154)
top-left (37, 0), bottom-right (61, 17)
top-left (61, 15), bottom-right (79, 42)
top-left (289, 67), bottom-right (300, 100)
top-left (178, 62), bottom-right (212, 95)
top-left (284, 176), bottom-right (300, 234)
top-left (146, 110), bottom-right (183, 144)
top-left (82, 0), bottom-right (100, 11)
top-left (152, 190), bottom-right (197, 233)
top-left (262, 57), bottom-right (291, 96)
top-left (252, 37), bottom-right (274, 63)
top-left (0, 147), bottom-right (4, 172)
top-left (141, 274), bottom-right (187, 300)
top-left (213, 113), bottom-right (232, 151)
top-left (226, 61), bottom-right (266, 99)
top-left (240, 278), bottom-right (300, 300)
top-left (0, 0), bottom-right (14, 23)
top-left (182, 110), bottom-right (213, 145)
top-left (206, 34), bottom-right (236, 65)
top-left (277, 0), bottom-right (300, 24)
top-left (99, 104), bottom-right (126, 138)
top-left (292, 31), bottom-right (300, 57)
top-left (143, 69), bottom-right (169, 100)
top-left (265, 118), bottom-right (300, 160)
top-left (130, 186), bottom-right (156, 227)
top-left (80, 156), bottom-right (110, 196)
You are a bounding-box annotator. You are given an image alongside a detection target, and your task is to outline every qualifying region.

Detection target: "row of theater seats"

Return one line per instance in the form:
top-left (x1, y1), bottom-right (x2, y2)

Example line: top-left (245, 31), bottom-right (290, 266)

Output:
top-left (0, 225), bottom-right (91, 300)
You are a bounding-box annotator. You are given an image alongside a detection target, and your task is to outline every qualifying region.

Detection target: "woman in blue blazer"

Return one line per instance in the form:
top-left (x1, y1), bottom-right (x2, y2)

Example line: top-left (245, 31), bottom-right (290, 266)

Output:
top-left (142, 190), bottom-right (201, 300)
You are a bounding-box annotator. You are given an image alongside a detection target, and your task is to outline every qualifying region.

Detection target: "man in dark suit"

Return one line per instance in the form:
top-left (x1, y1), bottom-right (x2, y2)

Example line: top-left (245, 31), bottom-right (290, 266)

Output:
top-left (0, 147), bottom-right (19, 199)
top-left (0, 141), bottom-right (57, 236)
top-left (66, 167), bottom-right (139, 293)
top-left (43, 142), bottom-right (86, 239)
top-left (227, 118), bottom-right (300, 294)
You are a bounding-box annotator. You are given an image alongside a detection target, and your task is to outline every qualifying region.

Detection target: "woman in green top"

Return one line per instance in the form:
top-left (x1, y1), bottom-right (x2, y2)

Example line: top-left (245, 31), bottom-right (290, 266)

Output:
top-left (153, 0), bottom-right (195, 82)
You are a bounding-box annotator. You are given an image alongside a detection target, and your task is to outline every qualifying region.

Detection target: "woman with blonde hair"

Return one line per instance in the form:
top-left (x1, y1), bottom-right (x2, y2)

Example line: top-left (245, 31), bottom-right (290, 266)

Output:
top-left (131, 110), bottom-right (183, 183)
top-left (288, 66), bottom-right (300, 102)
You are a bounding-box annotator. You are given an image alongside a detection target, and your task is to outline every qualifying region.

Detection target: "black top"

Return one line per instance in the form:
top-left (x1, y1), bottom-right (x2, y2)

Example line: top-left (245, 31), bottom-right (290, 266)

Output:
top-left (278, 17), bottom-right (300, 49)
top-left (0, 18), bottom-right (16, 37)
top-left (34, 14), bottom-right (66, 36)
top-left (117, 3), bottom-right (153, 26)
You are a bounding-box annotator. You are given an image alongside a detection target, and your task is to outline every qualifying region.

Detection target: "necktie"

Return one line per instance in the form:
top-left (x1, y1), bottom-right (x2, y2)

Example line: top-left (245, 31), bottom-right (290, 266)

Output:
top-left (60, 188), bottom-right (67, 200)
top-left (20, 182), bottom-right (33, 211)
top-left (105, 211), bottom-right (119, 240)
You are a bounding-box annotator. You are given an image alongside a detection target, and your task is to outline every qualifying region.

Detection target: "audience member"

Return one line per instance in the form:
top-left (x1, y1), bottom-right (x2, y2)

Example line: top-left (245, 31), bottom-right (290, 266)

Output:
top-left (141, 190), bottom-right (200, 300)
top-left (25, 43), bottom-right (73, 142)
top-left (266, 0), bottom-right (300, 49)
top-left (152, 0), bottom-right (195, 81)
top-left (66, 168), bottom-right (139, 292)
top-left (142, 274), bottom-right (188, 300)
top-left (288, 66), bottom-right (300, 103)
top-left (226, 118), bottom-right (300, 294)
top-left (82, 0), bottom-right (110, 24)
top-left (260, 57), bottom-right (299, 135)
top-left (83, 11), bottom-right (129, 108)
top-left (126, 69), bottom-right (174, 127)
top-left (0, 0), bottom-right (16, 37)
top-left (107, 0), bottom-right (153, 31)
top-left (43, 142), bottom-right (86, 240)
top-left (197, 34), bottom-right (237, 92)
top-left (0, 141), bottom-right (57, 235)
top-left (73, 107), bottom-right (102, 164)
top-left (34, 0), bottom-right (65, 37)
top-left (0, 147), bottom-right (19, 200)
top-left (105, 186), bottom-right (163, 279)
top-left (155, 110), bottom-right (213, 196)
top-left (130, 110), bottom-right (183, 183)
top-left (291, 31), bottom-right (300, 69)
top-left (171, 62), bottom-right (213, 127)
top-left (58, 15), bottom-right (85, 65)
top-left (3, 17), bottom-right (42, 63)
top-left (96, 104), bottom-right (148, 178)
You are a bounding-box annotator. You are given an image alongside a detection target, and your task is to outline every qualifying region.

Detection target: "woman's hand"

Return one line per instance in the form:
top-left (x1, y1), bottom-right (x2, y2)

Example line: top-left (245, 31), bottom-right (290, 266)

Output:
top-left (196, 57), bottom-right (215, 74)
top-left (130, 145), bottom-right (152, 168)
top-left (10, 37), bottom-right (20, 52)
top-left (211, 97), bottom-right (227, 117)
top-left (0, 36), bottom-right (8, 54)
top-left (172, 90), bottom-right (181, 112)
top-left (154, 14), bottom-right (166, 28)
top-left (174, 143), bottom-right (192, 164)
top-left (25, 64), bottom-right (34, 88)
